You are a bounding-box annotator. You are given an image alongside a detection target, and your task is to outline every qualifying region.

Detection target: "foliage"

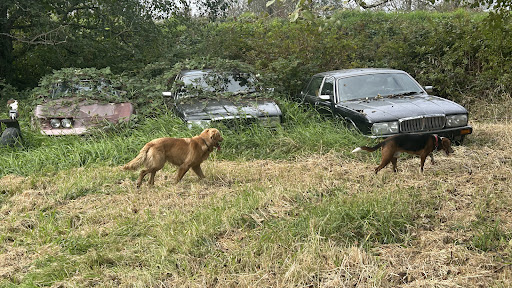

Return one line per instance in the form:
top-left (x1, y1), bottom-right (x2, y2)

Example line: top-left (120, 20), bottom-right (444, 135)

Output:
top-left (168, 11), bottom-right (511, 114)
top-left (191, 16), bottom-right (354, 98)
top-left (29, 67), bottom-right (129, 104)
top-left (0, 79), bottom-right (20, 114)
top-left (160, 57), bottom-right (262, 89)
top-left (197, 0), bottom-right (236, 21)
top-left (1, 0), bottom-right (175, 88)
top-left (263, 0), bottom-right (512, 17)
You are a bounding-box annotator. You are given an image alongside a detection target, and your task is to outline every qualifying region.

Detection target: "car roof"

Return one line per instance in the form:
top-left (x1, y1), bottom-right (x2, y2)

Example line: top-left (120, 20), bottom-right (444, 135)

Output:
top-left (313, 68), bottom-right (408, 78)
top-left (180, 69), bottom-right (257, 76)
top-left (179, 69), bottom-right (212, 77)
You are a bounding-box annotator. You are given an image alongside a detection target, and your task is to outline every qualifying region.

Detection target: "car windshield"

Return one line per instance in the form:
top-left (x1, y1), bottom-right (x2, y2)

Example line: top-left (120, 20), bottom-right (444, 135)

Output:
top-left (179, 72), bottom-right (256, 99)
top-left (337, 73), bottom-right (424, 101)
top-left (51, 80), bottom-right (118, 98)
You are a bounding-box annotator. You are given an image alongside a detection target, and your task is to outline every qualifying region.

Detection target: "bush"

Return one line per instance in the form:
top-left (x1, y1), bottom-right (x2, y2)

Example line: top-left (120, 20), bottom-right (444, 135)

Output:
top-left (155, 11), bottom-right (511, 115)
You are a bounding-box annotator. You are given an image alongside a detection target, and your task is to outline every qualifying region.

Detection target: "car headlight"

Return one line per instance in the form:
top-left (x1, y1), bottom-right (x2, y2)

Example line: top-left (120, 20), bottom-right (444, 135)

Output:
top-left (50, 119), bottom-right (61, 128)
top-left (61, 118), bottom-right (73, 128)
top-left (445, 114), bottom-right (468, 127)
top-left (186, 119), bottom-right (211, 129)
top-left (371, 121), bottom-right (399, 136)
top-left (50, 118), bottom-right (73, 128)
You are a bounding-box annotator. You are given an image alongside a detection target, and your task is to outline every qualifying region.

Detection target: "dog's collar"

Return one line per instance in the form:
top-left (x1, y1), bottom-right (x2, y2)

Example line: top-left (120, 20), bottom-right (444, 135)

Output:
top-left (433, 134), bottom-right (439, 151)
top-left (202, 138), bottom-right (211, 149)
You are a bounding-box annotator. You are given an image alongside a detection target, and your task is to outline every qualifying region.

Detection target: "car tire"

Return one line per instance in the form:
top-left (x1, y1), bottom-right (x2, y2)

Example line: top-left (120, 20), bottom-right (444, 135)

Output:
top-left (344, 118), bottom-right (362, 133)
top-left (453, 135), bottom-right (465, 145)
top-left (1, 127), bottom-right (22, 146)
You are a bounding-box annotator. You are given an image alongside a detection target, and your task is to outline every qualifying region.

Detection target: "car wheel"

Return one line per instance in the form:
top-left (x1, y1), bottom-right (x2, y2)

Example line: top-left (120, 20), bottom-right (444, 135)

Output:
top-left (1, 127), bottom-right (22, 146)
top-left (453, 135), bottom-right (465, 145)
top-left (344, 118), bottom-right (362, 133)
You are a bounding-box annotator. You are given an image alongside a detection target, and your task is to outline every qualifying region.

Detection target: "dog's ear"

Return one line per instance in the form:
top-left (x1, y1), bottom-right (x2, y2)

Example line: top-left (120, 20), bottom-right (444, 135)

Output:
top-left (210, 128), bottom-right (218, 139)
top-left (441, 137), bottom-right (447, 147)
top-left (441, 137), bottom-right (454, 153)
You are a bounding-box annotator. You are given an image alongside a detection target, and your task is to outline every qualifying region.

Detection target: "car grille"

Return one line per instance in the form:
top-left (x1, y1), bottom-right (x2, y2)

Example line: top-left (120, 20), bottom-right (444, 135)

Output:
top-left (399, 115), bottom-right (445, 133)
top-left (213, 117), bottom-right (259, 128)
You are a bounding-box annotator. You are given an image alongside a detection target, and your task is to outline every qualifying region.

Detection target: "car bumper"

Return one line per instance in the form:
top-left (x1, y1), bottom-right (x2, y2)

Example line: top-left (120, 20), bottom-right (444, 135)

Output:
top-left (40, 128), bottom-right (88, 135)
top-left (185, 115), bottom-right (282, 129)
top-left (368, 125), bottom-right (473, 139)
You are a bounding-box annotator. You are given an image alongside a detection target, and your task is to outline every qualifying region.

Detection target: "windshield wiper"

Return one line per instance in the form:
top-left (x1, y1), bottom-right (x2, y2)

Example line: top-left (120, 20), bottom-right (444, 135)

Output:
top-left (232, 90), bottom-right (252, 95)
top-left (383, 91), bottom-right (420, 98)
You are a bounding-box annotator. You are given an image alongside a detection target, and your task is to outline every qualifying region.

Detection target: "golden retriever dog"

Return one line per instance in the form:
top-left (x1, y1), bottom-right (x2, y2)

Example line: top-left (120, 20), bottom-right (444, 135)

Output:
top-left (123, 128), bottom-right (223, 187)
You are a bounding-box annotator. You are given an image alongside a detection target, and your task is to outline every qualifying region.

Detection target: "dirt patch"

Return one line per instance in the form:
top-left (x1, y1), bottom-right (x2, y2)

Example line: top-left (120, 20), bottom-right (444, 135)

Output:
top-left (0, 244), bottom-right (58, 280)
top-left (0, 174), bottom-right (27, 194)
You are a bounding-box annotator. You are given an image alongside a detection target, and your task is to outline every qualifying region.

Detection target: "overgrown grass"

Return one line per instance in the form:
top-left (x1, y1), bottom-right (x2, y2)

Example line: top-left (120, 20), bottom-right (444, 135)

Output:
top-left (0, 100), bottom-right (367, 178)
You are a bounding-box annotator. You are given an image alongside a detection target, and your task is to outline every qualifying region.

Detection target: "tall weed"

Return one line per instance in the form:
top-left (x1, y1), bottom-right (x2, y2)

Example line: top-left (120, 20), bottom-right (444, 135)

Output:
top-left (0, 101), bottom-right (366, 178)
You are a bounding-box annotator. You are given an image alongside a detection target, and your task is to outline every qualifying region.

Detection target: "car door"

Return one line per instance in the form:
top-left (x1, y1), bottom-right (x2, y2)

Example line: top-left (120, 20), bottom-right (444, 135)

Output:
top-left (302, 76), bottom-right (335, 115)
top-left (170, 74), bottom-right (189, 121)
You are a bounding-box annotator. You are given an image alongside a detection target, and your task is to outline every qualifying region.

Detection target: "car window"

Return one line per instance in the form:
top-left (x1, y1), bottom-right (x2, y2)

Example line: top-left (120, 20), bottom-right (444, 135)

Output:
top-left (51, 80), bottom-right (118, 98)
top-left (337, 73), bottom-right (423, 101)
top-left (320, 78), bottom-right (334, 97)
top-left (304, 76), bottom-right (324, 97)
top-left (180, 72), bottom-right (256, 99)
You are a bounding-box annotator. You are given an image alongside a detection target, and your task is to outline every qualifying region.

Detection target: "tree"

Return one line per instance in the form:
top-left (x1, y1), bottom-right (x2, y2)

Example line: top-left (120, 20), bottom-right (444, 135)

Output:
top-left (261, 0), bottom-right (511, 17)
top-left (196, 0), bottom-right (235, 20)
top-left (0, 0), bottom-right (177, 88)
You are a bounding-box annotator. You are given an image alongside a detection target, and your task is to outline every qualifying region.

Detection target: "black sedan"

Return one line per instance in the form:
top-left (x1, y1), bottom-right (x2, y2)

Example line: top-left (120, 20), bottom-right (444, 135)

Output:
top-left (299, 68), bottom-right (472, 143)
top-left (164, 69), bottom-right (282, 129)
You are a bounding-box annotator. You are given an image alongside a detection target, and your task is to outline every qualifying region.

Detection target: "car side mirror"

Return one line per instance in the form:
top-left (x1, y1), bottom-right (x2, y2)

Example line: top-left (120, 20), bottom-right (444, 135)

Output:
top-left (424, 86), bottom-right (433, 93)
top-left (162, 91), bottom-right (179, 102)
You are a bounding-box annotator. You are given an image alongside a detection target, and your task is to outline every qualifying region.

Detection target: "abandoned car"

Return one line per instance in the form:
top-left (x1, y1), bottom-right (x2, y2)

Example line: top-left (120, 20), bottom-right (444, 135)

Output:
top-left (299, 68), bottom-right (472, 143)
top-left (164, 69), bottom-right (282, 129)
top-left (32, 68), bottom-right (134, 135)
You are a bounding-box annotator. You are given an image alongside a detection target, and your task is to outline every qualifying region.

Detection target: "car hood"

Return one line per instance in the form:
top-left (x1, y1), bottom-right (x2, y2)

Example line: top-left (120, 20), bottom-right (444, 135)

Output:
top-left (34, 98), bottom-right (134, 135)
top-left (34, 99), bottom-right (133, 120)
top-left (177, 98), bottom-right (281, 120)
top-left (337, 95), bottom-right (468, 123)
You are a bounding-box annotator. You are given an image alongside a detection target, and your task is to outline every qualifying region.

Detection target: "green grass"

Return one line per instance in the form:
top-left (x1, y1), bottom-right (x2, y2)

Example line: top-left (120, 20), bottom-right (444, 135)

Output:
top-left (0, 100), bottom-right (367, 178)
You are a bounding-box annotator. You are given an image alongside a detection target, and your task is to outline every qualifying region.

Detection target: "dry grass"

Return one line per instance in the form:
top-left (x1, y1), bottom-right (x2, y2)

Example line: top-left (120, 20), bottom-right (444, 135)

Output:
top-left (1, 121), bottom-right (512, 287)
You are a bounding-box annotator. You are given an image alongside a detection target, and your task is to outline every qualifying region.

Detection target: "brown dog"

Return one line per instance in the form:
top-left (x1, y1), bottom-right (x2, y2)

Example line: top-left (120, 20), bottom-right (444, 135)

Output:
top-left (352, 134), bottom-right (454, 173)
top-left (123, 128), bottom-right (223, 187)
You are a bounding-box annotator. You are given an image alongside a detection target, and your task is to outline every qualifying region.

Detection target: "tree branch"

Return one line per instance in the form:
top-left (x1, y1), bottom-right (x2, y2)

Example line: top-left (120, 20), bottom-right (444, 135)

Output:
top-left (62, 4), bottom-right (99, 22)
top-left (0, 25), bottom-right (69, 45)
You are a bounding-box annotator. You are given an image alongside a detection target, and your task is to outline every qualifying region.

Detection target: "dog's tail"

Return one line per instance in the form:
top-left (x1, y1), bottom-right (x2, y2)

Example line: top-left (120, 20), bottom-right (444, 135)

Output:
top-left (351, 142), bottom-right (384, 153)
top-left (122, 144), bottom-right (150, 171)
